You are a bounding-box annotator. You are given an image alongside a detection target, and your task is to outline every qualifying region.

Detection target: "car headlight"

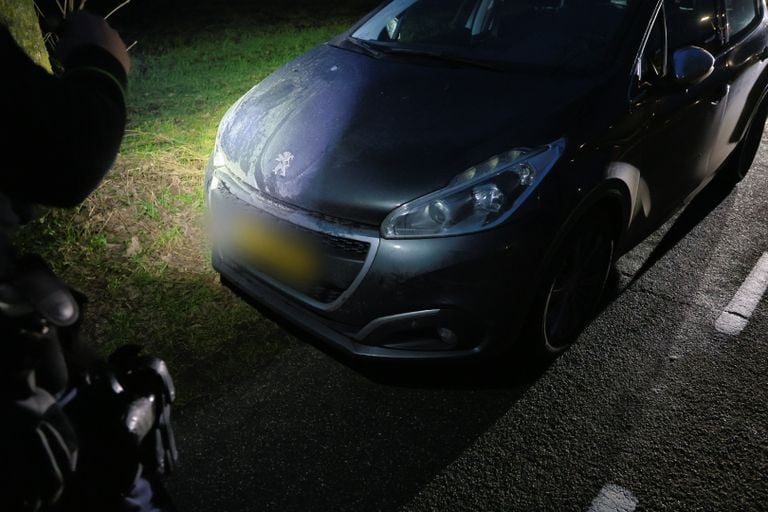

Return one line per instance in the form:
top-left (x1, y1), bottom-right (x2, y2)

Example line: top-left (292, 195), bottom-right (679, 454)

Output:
top-left (209, 96), bottom-right (249, 180)
top-left (208, 130), bottom-right (248, 189)
top-left (381, 138), bottom-right (566, 239)
top-left (212, 139), bottom-right (228, 170)
top-left (205, 140), bottom-right (226, 205)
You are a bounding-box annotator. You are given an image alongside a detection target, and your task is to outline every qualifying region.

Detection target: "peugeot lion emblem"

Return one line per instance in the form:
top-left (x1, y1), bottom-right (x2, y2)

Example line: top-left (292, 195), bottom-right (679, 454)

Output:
top-left (272, 151), bottom-right (295, 177)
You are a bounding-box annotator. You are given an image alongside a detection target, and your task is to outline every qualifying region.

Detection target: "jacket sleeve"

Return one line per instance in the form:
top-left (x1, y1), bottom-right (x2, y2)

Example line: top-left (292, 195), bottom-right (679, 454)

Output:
top-left (0, 24), bottom-right (127, 208)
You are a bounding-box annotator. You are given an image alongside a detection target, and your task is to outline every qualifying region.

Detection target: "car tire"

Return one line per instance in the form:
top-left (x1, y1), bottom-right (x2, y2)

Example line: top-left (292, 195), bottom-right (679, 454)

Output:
top-left (723, 100), bottom-right (768, 183)
top-left (522, 211), bottom-right (616, 364)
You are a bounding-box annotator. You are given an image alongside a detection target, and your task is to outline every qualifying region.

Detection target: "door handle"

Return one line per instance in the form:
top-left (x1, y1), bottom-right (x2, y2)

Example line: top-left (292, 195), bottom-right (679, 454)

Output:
top-left (759, 47), bottom-right (768, 61)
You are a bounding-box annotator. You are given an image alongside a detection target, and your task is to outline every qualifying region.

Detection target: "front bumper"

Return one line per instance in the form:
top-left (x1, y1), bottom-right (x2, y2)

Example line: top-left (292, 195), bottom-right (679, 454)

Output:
top-left (208, 167), bottom-right (555, 362)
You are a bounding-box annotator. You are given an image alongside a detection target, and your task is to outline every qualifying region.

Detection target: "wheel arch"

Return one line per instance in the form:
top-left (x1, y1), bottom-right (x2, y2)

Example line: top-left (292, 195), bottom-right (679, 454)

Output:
top-left (546, 168), bottom-right (637, 265)
top-left (731, 76), bottom-right (768, 148)
top-left (517, 171), bottom-right (633, 359)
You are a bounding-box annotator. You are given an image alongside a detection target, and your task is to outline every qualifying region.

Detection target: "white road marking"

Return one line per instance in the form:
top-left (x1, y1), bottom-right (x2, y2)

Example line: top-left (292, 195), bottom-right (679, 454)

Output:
top-left (715, 253), bottom-right (768, 336)
top-left (588, 484), bottom-right (638, 512)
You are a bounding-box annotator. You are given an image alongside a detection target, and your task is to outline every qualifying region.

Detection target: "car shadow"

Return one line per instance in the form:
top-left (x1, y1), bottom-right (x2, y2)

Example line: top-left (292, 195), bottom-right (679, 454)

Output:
top-left (602, 168), bottom-right (738, 305)
top-left (168, 330), bottom-right (534, 512)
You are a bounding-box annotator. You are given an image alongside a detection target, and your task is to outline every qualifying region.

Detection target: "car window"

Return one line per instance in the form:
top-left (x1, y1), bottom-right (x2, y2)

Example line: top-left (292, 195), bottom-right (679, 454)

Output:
top-left (349, 0), bottom-right (642, 72)
top-left (665, 0), bottom-right (722, 53)
top-left (725, 0), bottom-right (759, 38)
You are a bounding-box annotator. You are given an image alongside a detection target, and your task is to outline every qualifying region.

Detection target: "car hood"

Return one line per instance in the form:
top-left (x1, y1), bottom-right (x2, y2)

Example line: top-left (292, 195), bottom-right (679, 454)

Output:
top-left (218, 44), bottom-right (601, 226)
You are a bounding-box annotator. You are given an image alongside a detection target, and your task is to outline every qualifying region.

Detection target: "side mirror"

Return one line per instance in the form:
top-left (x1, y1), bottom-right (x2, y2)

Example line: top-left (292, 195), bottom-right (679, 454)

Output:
top-left (385, 17), bottom-right (400, 39)
top-left (672, 46), bottom-right (715, 87)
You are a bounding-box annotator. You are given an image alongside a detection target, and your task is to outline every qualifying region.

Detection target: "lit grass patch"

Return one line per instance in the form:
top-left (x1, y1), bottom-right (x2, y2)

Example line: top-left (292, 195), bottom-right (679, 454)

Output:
top-left (124, 19), bottom-right (353, 164)
top-left (15, 155), bottom-right (289, 406)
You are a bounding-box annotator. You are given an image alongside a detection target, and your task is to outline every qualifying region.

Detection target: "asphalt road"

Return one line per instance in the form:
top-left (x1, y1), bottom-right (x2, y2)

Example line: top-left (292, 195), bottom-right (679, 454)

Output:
top-left (168, 138), bottom-right (768, 511)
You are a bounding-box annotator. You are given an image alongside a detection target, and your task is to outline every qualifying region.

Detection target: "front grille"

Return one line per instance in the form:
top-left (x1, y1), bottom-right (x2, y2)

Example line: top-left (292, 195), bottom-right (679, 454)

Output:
top-left (212, 178), bottom-right (373, 306)
top-left (298, 225), bottom-right (370, 258)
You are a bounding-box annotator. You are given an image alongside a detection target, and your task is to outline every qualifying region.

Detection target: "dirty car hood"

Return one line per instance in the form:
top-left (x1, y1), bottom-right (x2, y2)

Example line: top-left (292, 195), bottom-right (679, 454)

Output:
top-left (217, 44), bottom-right (597, 226)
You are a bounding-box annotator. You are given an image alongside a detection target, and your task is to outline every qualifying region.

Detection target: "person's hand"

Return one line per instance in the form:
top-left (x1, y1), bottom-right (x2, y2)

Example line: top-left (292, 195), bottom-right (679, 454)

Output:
top-left (57, 11), bottom-right (131, 74)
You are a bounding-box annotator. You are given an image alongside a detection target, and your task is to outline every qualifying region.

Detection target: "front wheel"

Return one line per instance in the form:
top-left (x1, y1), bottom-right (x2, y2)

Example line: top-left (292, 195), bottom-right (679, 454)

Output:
top-left (524, 215), bottom-right (616, 362)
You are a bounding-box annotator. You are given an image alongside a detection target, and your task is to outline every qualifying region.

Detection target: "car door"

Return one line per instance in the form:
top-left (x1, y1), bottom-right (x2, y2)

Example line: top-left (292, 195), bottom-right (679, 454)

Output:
top-left (708, 0), bottom-right (768, 171)
top-left (621, 0), bottom-right (729, 228)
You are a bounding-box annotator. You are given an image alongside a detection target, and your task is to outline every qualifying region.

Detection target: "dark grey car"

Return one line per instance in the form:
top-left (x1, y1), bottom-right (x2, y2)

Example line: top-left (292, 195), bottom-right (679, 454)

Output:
top-left (205, 0), bottom-right (768, 363)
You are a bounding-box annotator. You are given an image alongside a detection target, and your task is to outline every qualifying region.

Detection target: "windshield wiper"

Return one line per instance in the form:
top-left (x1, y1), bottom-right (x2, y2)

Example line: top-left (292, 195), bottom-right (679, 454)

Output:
top-left (340, 38), bottom-right (508, 71)
top-left (343, 37), bottom-right (385, 58)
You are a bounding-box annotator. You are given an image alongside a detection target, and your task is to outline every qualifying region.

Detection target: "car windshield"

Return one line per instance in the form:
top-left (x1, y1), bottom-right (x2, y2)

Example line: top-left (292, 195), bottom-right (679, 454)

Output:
top-left (349, 0), bottom-right (639, 71)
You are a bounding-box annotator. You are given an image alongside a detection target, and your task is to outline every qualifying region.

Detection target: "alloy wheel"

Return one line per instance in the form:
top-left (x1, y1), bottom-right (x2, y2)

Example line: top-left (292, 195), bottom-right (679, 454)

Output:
top-left (541, 224), bottom-right (614, 353)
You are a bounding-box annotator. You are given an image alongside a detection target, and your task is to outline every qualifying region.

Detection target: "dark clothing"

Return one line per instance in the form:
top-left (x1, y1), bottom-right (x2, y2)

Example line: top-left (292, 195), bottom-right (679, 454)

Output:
top-left (0, 22), bottom-right (127, 278)
top-left (0, 23), bottom-right (127, 208)
top-left (0, 23), bottom-right (165, 512)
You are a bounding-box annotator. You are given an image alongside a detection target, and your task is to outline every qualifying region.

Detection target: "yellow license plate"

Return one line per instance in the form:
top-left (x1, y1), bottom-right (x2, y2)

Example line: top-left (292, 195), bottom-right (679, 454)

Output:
top-left (231, 218), bottom-right (316, 284)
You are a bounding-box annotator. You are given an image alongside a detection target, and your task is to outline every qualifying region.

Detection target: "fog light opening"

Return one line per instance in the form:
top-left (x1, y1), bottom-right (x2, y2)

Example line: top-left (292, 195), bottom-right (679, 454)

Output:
top-left (437, 327), bottom-right (459, 347)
